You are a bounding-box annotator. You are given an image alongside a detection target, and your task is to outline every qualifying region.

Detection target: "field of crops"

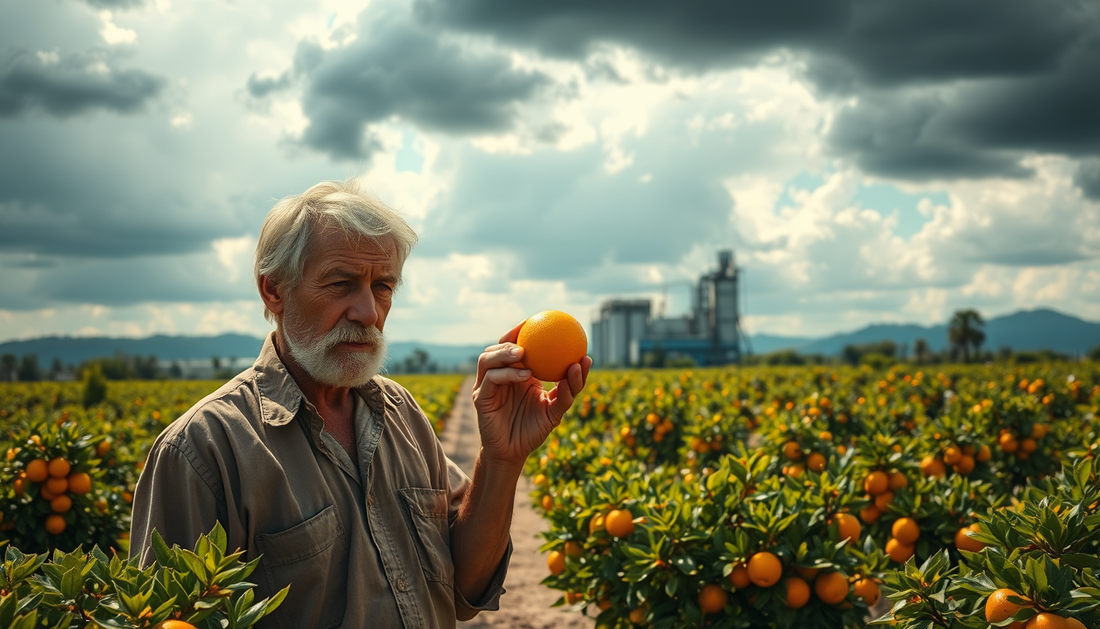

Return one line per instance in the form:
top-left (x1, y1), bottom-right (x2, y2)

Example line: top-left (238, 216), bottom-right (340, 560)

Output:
top-left (526, 364), bottom-right (1100, 628)
top-left (1, 363), bottom-right (1097, 628)
top-left (0, 372), bottom-right (464, 626)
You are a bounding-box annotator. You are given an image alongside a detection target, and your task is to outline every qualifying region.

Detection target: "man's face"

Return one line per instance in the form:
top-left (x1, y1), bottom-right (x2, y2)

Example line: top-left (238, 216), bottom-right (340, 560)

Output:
top-left (279, 227), bottom-right (398, 388)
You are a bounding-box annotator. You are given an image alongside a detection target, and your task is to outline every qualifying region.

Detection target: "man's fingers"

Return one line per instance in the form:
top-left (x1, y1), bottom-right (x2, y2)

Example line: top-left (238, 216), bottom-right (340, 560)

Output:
top-left (482, 367), bottom-right (533, 386)
top-left (548, 374), bottom-right (576, 420)
top-left (475, 344), bottom-right (524, 389)
top-left (566, 361), bottom-right (585, 397)
top-left (498, 320), bottom-right (525, 344)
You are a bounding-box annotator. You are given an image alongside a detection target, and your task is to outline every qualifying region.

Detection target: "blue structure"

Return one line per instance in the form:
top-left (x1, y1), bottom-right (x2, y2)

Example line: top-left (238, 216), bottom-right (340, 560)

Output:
top-left (591, 250), bottom-right (744, 367)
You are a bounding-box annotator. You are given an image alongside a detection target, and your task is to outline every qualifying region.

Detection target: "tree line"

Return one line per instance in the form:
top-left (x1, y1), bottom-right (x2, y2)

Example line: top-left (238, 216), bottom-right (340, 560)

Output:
top-left (746, 309), bottom-right (1099, 367)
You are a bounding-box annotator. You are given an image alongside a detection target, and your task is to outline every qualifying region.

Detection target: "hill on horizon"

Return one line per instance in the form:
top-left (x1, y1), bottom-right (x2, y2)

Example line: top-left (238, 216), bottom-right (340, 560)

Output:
top-left (1, 308), bottom-right (1097, 369)
top-left (746, 308), bottom-right (1100, 357)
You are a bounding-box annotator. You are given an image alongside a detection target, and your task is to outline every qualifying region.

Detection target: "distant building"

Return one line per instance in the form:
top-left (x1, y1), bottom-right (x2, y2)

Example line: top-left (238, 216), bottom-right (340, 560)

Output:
top-left (591, 250), bottom-right (744, 367)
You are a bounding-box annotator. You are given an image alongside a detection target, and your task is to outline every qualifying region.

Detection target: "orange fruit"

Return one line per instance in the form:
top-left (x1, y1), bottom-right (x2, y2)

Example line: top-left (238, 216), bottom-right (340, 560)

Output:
top-left (885, 538), bottom-right (915, 563)
top-left (1020, 437), bottom-right (1038, 454)
top-left (888, 471), bottom-right (908, 490)
top-left (955, 524), bottom-right (985, 553)
top-left (794, 566), bottom-right (819, 580)
top-left (541, 495), bottom-right (554, 511)
top-left (516, 310), bottom-right (588, 382)
top-left (747, 551), bottom-right (782, 587)
top-left (564, 592), bottom-right (584, 605)
top-left (783, 441), bottom-right (803, 461)
top-left (45, 476), bottom-right (68, 495)
top-left (1000, 433), bottom-right (1019, 453)
top-left (25, 459), bottom-right (49, 483)
top-left (45, 514), bottom-right (66, 535)
top-left (67, 472), bottom-right (92, 495)
top-left (943, 445), bottom-right (963, 465)
top-left (605, 509), bottom-right (635, 538)
top-left (853, 577), bottom-right (881, 606)
top-left (564, 541), bottom-right (583, 558)
top-left (153, 622), bottom-right (200, 629)
top-left (892, 517), bottom-right (921, 545)
top-left (698, 583), bottom-right (728, 614)
top-left (860, 504), bottom-right (882, 524)
top-left (833, 513), bottom-right (861, 545)
top-left (1065, 618), bottom-right (1086, 629)
top-left (47, 457), bottom-right (70, 478)
top-left (954, 455), bottom-right (976, 475)
top-left (977, 444), bottom-right (992, 462)
top-left (547, 550), bottom-right (566, 575)
top-left (807, 452), bottom-right (826, 472)
top-left (96, 440), bottom-right (111, 457)
top-left (920, 456), bottom-right (946, 478)
top-left (985, 588), bottom-right (1029, 628)
top-left (50, 495), bottom-right (72, 513)
top-left (1031, 424), bottom-right (1049, 439)
top-left (1025, 613), bottom-right (1071, 629)
top-left (728, 563), bottom-right (751, 589)
top-left (813, 571), bottom-right (849, 605)
top-left (784, 577), bottom-right (811, 609)
top-left (628, 607), bottom-right (646, 624)
top-left (588, 513), bottom-right (605, 535)
top-left (863, 471), bottom-right (889, 495)
top-left (874, 491), bottom-right (895, 512)
top-left (533, 473), bottom-right (547, 486)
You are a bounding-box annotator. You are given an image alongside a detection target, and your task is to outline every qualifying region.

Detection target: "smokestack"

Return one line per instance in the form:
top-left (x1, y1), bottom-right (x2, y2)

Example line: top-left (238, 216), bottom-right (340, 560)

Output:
top-left (718, 250), bottom-right (733, 275)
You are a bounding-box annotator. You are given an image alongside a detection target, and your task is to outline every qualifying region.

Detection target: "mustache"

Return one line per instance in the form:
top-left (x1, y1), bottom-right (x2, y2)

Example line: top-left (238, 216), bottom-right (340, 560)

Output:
top-left (320, 324), bottom-right (383, 347)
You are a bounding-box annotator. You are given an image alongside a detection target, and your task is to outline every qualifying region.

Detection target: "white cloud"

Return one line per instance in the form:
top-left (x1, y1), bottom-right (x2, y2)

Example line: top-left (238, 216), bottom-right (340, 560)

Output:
top-left (99, 11), bottom-right (137, 45)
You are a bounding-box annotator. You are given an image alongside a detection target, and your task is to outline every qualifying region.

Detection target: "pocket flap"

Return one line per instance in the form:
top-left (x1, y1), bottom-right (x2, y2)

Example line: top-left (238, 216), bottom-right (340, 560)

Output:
top-left (254, 505), bottom-right (342, 567)
top-left (398, 487), bottom-right (448, 519)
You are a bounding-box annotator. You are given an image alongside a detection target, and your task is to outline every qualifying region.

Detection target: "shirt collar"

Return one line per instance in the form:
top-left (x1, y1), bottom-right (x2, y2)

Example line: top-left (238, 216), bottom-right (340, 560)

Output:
top-left (253, 332), bottom-right (402, 425)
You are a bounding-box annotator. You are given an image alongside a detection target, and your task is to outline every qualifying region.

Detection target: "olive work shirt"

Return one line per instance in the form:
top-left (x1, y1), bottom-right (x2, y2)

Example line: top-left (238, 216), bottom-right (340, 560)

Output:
top-left (129, 334), bottom-right (510, 629)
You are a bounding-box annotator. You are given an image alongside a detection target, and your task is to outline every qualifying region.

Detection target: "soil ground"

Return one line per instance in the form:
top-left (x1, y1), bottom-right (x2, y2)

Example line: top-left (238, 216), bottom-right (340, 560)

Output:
top-left (441, 376), bottom-right (592, 628)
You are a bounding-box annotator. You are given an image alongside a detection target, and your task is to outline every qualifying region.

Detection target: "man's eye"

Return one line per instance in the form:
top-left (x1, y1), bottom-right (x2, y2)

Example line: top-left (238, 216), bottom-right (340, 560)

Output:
top-left (375, 283), bottom-right (394, 294)
top-left (330, 281), bottom-right (351, 288)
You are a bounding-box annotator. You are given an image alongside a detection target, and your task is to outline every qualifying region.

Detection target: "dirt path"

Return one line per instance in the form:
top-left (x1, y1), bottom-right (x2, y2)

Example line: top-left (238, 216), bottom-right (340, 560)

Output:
top-left (442, 377), bottom-right (593, 628)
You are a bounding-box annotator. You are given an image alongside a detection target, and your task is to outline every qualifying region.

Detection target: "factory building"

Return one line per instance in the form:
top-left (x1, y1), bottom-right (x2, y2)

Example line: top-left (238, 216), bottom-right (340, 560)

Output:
top-left (591, 250), bottom-right (744, 367)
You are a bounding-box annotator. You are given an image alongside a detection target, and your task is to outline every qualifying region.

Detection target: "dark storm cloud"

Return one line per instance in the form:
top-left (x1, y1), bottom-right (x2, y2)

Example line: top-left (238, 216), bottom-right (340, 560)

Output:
top-left (0, 48), bottom-right (165, 118)
top-left (827, 94), bottom-right (1032, 181)
top-left (249, 1), bottom-right (550, 160)
top-left (414, 0), bottom-right (1100, 183)
top-left (1077, 160), bottom-right (1100, 201)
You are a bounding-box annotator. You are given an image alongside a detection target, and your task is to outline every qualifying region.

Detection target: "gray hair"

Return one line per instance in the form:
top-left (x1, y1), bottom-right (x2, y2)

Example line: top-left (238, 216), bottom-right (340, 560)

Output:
top-left (254, 179), bottom-right (419, 322)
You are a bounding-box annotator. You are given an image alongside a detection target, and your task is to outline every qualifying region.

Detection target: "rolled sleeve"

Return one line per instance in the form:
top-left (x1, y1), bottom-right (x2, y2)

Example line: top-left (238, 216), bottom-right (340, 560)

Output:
top-left (453, 538), bottom-right (511, 619)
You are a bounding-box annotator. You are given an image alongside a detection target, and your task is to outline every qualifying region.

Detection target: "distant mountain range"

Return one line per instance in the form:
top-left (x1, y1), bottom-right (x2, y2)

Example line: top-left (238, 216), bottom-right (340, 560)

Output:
top-left (0, 333), bottom-right (488, 372)
top-left (1, 308), bottom-right (1097, 369)
top-left (745, 308), bottom-right (1100, 357)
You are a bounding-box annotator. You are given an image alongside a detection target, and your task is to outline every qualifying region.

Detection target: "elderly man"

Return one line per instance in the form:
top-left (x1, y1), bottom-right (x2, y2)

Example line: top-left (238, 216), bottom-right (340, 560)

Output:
top-left (130, 179), bottom-right (591, 628)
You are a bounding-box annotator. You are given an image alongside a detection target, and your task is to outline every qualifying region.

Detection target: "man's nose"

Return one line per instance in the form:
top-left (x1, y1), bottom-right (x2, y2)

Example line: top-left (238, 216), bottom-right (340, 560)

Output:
top-left (346, 288), bottom-right (378, 327)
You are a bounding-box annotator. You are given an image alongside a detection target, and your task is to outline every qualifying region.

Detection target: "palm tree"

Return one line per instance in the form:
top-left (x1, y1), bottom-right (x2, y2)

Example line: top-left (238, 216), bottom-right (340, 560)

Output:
top-left (948, 309), bottom-right (986, 363)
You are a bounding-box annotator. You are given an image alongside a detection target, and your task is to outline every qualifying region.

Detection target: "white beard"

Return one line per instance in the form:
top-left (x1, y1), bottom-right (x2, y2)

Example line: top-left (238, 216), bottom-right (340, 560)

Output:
top-left (282, 312), bottom-right (387, 388)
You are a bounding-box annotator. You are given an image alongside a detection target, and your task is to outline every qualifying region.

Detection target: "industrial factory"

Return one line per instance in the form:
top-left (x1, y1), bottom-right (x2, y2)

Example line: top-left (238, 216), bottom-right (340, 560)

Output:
top-left (590, 250), bottom-right (745, 367)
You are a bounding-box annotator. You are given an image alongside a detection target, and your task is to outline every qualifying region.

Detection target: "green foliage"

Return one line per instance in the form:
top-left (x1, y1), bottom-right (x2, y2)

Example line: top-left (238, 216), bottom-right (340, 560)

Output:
top-left (82, 365), bottom-right (109, 409)
top-left (0, 523), bottom-right (287, 628)
top-left (876, 456), bottom-right (1100, 628)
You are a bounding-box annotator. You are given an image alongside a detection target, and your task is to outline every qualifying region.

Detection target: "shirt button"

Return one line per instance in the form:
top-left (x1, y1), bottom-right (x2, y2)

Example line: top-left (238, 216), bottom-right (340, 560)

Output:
top-left (397, 578), bottom-right (408, 591)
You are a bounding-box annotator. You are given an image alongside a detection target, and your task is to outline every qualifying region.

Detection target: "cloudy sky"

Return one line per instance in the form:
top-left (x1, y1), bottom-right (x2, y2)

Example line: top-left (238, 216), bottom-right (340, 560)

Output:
top-left (2, 0), bottom-right (1099, 346)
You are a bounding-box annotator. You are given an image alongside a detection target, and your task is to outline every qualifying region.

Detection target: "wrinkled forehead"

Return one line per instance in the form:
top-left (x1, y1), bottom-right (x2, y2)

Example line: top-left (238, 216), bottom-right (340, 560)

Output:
top-left (302, 222), bottom-right (399, 272)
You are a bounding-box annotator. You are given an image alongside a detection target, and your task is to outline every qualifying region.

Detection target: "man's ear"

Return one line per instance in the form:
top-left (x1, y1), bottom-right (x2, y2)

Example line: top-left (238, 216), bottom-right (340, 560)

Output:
top-left (258, 275), bottom-right (286, 317)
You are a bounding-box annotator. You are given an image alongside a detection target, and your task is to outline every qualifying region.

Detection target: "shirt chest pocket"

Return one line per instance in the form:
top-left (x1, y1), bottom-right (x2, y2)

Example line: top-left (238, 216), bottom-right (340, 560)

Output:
top-left (254, 505), bottom-right (346, 629)
top-left (398, 487), bottom-right (454, 586)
